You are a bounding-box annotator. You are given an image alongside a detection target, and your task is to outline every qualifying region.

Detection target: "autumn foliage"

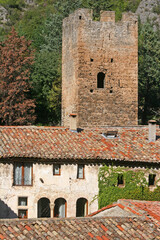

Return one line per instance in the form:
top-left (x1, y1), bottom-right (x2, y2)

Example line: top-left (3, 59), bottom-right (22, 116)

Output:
top-left (0, 28), bottom-right (36, 125)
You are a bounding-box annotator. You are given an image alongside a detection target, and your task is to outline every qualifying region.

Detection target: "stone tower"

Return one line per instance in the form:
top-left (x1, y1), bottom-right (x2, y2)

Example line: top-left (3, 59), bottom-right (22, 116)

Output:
top-left (62, 9), bottom-right (138, 128)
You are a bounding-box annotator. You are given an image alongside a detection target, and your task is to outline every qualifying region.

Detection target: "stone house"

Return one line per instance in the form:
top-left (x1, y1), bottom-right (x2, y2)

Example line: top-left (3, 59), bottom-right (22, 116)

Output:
top-left (0, 9), bottom-right (159, 219)
top-left (0, 122), bottom-right (159, 219)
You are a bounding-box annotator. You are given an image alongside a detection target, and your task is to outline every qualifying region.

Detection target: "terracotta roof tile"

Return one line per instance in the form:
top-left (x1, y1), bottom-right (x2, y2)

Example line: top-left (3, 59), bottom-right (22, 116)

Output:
top-left (89, 199), bottom-right (160, 224)
top-left (0, 217), bottom-right (160, 239)
top-left (0, 126), bottom-right (159, 163)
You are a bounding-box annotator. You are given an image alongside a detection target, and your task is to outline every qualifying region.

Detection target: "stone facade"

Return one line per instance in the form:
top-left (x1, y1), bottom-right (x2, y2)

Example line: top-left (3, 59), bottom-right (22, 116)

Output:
top-left (62, 9), bottom-right (138, 128)
top-left (0, 162), bottom-right (99, 218)
top-left (1, 160), bottom-right (160, 219)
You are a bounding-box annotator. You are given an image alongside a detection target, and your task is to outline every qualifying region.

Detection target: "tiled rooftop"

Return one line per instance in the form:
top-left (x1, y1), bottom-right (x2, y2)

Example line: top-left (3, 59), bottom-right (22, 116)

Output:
top-left (89, 199), bottom-right (160, 223)
top-left (0, 125), bottom-right (159, 162)
top-left (0, 216), bottom-right (160, 240)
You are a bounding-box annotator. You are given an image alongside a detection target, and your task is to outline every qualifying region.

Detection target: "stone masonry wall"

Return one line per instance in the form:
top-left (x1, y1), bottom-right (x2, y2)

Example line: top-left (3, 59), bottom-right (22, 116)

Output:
top-left (62, 9), bottom-right (138, 127)
top-left (0, 162), bottom-right (99, 218)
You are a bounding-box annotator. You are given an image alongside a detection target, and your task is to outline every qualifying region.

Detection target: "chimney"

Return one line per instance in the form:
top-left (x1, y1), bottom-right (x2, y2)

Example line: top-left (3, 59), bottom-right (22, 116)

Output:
top-left (69, 113), bottom-right (77, 131)
top-left (148, 120), bottom-right (157, 142)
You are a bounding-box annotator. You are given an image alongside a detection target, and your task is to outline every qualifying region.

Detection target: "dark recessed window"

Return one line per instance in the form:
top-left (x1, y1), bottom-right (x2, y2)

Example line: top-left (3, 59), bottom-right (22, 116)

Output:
top-left (79, 16), bottom-right (82, 19)
top-left (111, 58), bottom-right (113, 63)
top-left (53, 164), bottom-right (61, 175)
top-left (90, 58), bottom-right (93, 62)
top-left (77, 164), bottom-right (84, 179)
top-left (97, 72), bottom-right (105, 88)
top-left (110, 89), bottom-right (113, 93)
top-left (149, 174), bottom-right (156, 186)
top-left (18, 209), bottom-right (28, 219)
top-left (90, 89), bottom-right (93, 93)
top-left (117, 174), bottom-right (124, 186)
top-left (18, 197), bottom-right (27, 206)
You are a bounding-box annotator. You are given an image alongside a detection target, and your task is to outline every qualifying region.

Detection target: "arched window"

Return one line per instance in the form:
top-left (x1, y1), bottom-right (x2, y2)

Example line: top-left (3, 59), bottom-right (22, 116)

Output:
top-left (54, 198), bottom-right (67, 218)
top-left (37, 198), bottom-right (50, 218)
top-left (76, 198), bottom-right (88, 217)
top-left (97, 72), bottom-right (105, 88)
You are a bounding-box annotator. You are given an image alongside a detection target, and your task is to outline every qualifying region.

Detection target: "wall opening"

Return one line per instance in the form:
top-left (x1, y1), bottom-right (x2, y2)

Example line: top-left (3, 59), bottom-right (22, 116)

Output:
top-left (117, 174), bottom-right (124, 186)
top-left (18, 209), bottom-right (28, 219)
top-left (38, 198), bottom-right (50, 218)
top-left (54, 198), bottom-right (66, 218)
top-left (77, 164), bottom-right (85, 179)
top-left (76, 198), bottom-right (88, 217)
top-left (97, 72), bottom-right (105, 88)
top-left (149, 174), bottom-right (156, 186)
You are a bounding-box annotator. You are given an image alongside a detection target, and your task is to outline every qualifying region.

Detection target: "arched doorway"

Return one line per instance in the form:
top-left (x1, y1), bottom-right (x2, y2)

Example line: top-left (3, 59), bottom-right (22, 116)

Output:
top-left (38, 198), bottom-right (50, 218)
top-left (76, 198), bottom-right (88, 217)
top-left (54, 198), bottom-right (66, 218)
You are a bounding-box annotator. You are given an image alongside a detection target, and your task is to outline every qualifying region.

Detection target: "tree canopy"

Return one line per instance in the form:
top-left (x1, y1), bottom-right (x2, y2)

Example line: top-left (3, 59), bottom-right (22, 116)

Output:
top-left (0, 28), bottom-right (36, 125)
top-left (138, 21), bottom-right (160, 124)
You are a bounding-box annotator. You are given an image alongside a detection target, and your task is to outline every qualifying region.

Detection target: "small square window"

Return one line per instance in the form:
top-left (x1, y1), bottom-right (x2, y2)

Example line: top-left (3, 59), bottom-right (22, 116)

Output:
top-left (53, 164), bottom-right (61, 175)
top-left (117, 174), bottom-right (124, 186)
top-left (18, 197), bottom-right (27, 206)
top-left (18, 209), bottom-right (28, 219)
top-left (77, 164), bottom-right (84, 179)
top-left (149, 174), bottom-right (156, 186)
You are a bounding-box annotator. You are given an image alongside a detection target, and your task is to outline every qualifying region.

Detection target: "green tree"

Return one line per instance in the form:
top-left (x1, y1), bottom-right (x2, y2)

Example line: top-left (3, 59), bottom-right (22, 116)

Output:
top-left (138, 21), bottom-right (160, 124)
top-left (0, 0), bottom-right (25, 8)
top-left (0, 28), bottom-right (36, 125)
top-left (3, 0), bottom-right (144, 126)
top-left (17, 4), bottom-right (55, 51)
top-left (31, 50), bottom-right (61, 125)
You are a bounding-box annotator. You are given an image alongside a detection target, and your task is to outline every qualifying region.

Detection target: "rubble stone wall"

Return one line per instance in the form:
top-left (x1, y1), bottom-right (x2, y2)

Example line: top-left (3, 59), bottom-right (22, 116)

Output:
top-left (62, 9), bottom-right (138, 127)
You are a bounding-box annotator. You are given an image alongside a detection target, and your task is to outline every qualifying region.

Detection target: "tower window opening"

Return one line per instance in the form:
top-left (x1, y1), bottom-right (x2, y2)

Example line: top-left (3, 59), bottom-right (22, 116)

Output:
top-left (97, 72), bottom-right (105, 88)
top-left (79, 16), bottom-right (82, 19)
top-left (111, 58), bottom-right (113, 63)
top-left (90, 58), bottom-right (93, 62)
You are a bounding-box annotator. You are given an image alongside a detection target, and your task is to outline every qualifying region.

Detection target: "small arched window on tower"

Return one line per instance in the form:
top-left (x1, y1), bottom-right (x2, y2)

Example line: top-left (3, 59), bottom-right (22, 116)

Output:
top-left (97, 72), bottom-right (105, 88)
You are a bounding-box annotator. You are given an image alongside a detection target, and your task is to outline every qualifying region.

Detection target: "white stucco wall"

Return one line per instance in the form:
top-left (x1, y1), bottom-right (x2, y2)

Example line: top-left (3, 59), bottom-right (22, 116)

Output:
top-left (0, 162), bottom-right (99, 218)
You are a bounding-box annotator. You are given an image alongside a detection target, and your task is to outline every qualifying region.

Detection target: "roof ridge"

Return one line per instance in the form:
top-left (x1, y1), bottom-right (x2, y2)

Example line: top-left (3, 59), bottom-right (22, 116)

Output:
top-left (0, 126), bottom-right (67, 130)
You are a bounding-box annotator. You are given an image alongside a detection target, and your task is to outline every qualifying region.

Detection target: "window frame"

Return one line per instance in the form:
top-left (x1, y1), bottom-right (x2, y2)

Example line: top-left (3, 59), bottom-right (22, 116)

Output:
top-left (18, 209), bottom-right (28, 219)
top-left (77, 164), bottom-right (85, 179)
top-left (18, 197), bottom-right (28, 206)
top-left (13, 162), bottom-right (33, 186)
top-left (53, 164), bottom-right (61, 176)
top-left (148, 174), bottom-right (156, 186)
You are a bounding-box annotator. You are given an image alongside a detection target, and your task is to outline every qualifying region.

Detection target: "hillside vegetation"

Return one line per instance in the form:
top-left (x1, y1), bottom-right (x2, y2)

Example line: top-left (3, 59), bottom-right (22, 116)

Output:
top-left (0, 0), bottom-right (160, 125)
